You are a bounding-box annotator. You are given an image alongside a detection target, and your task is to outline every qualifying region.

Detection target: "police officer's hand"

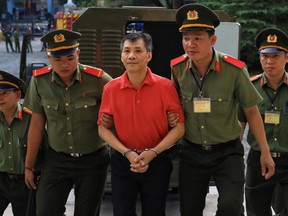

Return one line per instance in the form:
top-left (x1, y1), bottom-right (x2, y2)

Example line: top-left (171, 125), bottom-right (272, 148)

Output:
top-left (260, 152), bottom-right (275, 180)
top-left (126, 151), bottom-right (149, 173)
top-left (167, 112), bottom-right (179, 128)
top-left (101, 113), bottom-right (114, 129)
top-left (25, 168), bottom-right (37, 189)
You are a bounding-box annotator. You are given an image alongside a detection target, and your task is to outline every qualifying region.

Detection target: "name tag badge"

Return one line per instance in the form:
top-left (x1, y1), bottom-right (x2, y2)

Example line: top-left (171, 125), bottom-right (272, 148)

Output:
top-left (193, 98), bottom-right (211, 113)
top-left (264, 111), bottom-right (280, 124)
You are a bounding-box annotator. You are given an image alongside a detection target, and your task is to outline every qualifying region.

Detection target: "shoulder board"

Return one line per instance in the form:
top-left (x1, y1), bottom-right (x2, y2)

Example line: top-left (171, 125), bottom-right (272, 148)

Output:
top-left (23, 107), bottom-right (32, 115)
top-left (223, 55), bottom-right (245, 69)
top-left (170, 54), bottom-right (188, 67)
top-left (83, 65), bottom-right (103, 78)
top-left (250, 74), bottom-right (261, 82)
top-left (33, 66), bottom-right (52, 76)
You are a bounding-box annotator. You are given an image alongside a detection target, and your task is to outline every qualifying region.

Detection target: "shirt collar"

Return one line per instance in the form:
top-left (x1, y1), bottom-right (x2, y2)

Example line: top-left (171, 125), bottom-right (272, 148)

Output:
top-left (120, 67), bottom-right (155, 89)
top-left (262, 71), bottom-right (288, 88)
top-left (51, 65), bottom-right (81, 86)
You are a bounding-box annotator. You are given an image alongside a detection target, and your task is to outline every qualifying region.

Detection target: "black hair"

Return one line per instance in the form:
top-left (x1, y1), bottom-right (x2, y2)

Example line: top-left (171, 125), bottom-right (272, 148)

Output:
top-left (120, 32), bottom-right (153, 52)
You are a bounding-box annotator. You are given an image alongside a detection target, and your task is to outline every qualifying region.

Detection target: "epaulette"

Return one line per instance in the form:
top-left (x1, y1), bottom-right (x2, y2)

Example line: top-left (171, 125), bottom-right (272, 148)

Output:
top-left (23, 107), bottom-right (32, 115)
top-left (170, 54), bottom-right (188, 67)
top-left (250, 74), bottom-right (262, 82)
top-left (33, 66), bottom-right (52, 76)
top-left (223, 55), bottom-right (245, 69)
top-left (83, 65), bottom-right (103, 78)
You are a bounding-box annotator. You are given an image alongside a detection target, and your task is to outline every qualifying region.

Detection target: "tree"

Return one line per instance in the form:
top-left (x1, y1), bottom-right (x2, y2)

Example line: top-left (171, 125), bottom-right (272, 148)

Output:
top-left (203, 0), bottom-right (288, 73)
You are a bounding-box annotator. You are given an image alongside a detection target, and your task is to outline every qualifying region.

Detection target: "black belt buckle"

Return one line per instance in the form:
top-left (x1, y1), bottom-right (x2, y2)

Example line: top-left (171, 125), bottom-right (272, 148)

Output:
top-left (70, 153), bottom-right (83, 157)
top-left (202, 145), bottom-right (212, 151)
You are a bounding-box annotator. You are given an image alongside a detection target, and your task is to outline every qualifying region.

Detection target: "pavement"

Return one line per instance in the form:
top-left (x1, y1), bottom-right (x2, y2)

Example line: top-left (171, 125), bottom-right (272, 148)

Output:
top-left (0, 37), bottom-right (252, 216)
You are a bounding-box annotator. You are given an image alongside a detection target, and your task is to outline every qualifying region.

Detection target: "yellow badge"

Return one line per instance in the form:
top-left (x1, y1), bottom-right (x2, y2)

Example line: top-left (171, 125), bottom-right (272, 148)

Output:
top-left (193, 98), bottom-right (211, 113)
top-left (0, 75), bottom-right (3, 80)
top-left (187, 10), bottom-right (199, 21)
top-left (54, 34), bottom-right (65, 43)
top-left (264, 111), bottom-right (280, 124)
top-left (267, 34), bottom-right (277, 43)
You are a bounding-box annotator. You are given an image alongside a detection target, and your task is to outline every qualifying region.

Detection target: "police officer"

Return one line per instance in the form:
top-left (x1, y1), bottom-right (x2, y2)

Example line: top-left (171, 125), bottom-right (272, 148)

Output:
top-left (170, 3), bottom-right (275, 216)
top-left (239, 28), bottom-right (288, 216)
top-left (0, 70), bottom-right (35, 215)
top-left (23, 29), bottom-right (112, 216)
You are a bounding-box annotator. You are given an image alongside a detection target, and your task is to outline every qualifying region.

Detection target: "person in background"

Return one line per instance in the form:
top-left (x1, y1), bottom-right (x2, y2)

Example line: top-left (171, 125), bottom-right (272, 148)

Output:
top-left (170, 3), bottom-right (275, 216)
top-left (98, 32), bottom-right (185, 216)
top-left (0, 70), bottom-right (44, 216)
top-left (239, 28), bottom-right (288, 216)
top-left (23, 29), bottom-right (113, 216)
top-left (4, 25), bottom-right (14, 53)
top-left (25, 27), bottom-right (33, 53)
top-left (13, 26), bottom-right (20, 53)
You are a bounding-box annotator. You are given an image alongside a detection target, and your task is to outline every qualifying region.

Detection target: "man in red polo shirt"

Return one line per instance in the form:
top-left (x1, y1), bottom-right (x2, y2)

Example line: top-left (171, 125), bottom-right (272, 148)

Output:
top-left (98, 32), bottom-right (184, 216)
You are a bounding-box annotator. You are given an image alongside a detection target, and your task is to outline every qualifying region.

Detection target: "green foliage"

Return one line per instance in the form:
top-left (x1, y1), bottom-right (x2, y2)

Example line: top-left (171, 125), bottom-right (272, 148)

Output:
top-left (203, 1), bottom-right (288, 73)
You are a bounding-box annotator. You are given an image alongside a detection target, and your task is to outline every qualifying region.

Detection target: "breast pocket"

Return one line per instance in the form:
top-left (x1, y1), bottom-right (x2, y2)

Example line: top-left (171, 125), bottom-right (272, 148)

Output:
top-left (210, 94), bottom-right (231, 115)
top-left (75, 97), bottom-right (97, 109)
top-left (42, 99), bottom-right (59, 114)
top-left (180, 90), bottom-right (193, 117)
top-left (16, 138), bottom-right (27, 157)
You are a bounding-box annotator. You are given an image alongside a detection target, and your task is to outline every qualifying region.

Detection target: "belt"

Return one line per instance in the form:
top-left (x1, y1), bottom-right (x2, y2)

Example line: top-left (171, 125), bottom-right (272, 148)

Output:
top-left (0, 172), bottom-right (24, 181)
top-left (184, 138), bottom-right (238, 151)
top-left (56, 147), bottom-right (105, 158)
top-left (270, 152), bottom-right (288, 158)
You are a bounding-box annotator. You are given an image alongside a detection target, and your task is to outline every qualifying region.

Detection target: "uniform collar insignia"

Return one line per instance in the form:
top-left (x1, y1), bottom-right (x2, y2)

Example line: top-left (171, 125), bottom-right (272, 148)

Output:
top-left (267, 34), bottom-right (277, 43)
top-left (187, 10), bottom-right (198, 20)
top-left (54, 34), bottom-right (65, 43)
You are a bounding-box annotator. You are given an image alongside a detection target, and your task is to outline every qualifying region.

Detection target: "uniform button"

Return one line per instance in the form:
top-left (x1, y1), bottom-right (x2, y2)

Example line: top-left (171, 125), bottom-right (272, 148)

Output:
top-left (8, 128), bottom-right (11, 131)
top-left (84, 105), bottom-right (88, 108)
top-left (8, 156), bottom-right (11, 159)
top-left (47, 105), bottom-right (50, 108)
top-left (137, 90), bottom-right (140, 93)
top-left (182, 96), bottom-right (186, 99)
top-left (68, 132), bottom-right (71, 135)
top-left (8, 142), bottom-right (11, 145)
top-left (274, 107), bottom-right (277, 110)
top-left (201, 126), bottom-right (204, 129)
top-left (204, 141), bottom-right (207, 144)
top-left (66, 103), bottom-right (69, 106)
top-left (218, 98), bottom-right (222, 102)
top-left (67, 117), bottom-right (70, 120)
top-left (137, 100), bottom-right (140, 103)
top-left (274, 138), bottom-right (277, 141)
top-left (10, 168), bottom-right (13, 171)
top-left (69, 146), bottom-right (73, 149)
top-left (66, 87), bottom-right (69, 91)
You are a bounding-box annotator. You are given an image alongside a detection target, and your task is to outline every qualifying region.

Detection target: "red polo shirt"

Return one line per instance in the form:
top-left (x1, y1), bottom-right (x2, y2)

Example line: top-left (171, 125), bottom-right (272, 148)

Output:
top-left (97, 68), bottom-right (184, 150)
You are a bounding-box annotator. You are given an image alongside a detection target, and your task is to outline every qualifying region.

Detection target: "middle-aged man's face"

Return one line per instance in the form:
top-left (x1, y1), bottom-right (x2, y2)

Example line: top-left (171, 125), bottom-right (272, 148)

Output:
top-left (260, 51), bottom-right (288, 77)
top-left (182, 31), bottom-right (216, 62)
top-left (121, 39), bottom-right (152, 74)
top-left (0, 89), bottom-right (20, 113)
top-left (47, 49), bottom-right (80, 83)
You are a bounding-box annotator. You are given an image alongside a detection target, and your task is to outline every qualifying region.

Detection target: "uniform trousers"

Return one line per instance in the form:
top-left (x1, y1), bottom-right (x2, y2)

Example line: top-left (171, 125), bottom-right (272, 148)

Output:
top-left (36, 146), bottom-right (110, 216)
top-left (0, 172), bottom-right (34, 216)
top-left (111, 151), bottom-right (172, 216)
top-left (178, 138), bottom-right (245, 216)
top-left (245, 149), bottom-right (288, 216)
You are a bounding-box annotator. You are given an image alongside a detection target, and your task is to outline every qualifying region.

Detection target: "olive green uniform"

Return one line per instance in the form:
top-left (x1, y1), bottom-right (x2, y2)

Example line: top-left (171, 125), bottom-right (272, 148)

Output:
top-left (0, 104), bottom-right (34, 216)
top-left (24, 63), bottom-right (112, 216)
top-left (238, 72), bottom-right (288, 215)
top-left (3, 30), bottom-right (14, 52)
top-left (171, 49), bottom-right (262, 216)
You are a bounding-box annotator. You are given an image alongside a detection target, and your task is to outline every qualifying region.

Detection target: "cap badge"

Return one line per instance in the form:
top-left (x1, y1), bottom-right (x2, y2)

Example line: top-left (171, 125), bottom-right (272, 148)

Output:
top-left (54, 34), bottom-right (65, 43)
top-left (0, 75), bottom-right (3, 80)
top-left (267, 34), bottom-right (277, 43)
top-left (187, 10), bottom-right (199, 21)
